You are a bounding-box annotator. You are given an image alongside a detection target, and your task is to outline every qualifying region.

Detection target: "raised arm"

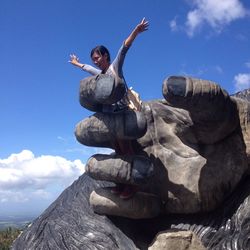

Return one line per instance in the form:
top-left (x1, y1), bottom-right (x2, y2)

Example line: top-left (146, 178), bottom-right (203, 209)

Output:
top-left (69, 54), bottom-right (85, 68)
top-left (124, 18), bottom-right (149, 47)
top-left (69, 54), bottom-right (101, 75)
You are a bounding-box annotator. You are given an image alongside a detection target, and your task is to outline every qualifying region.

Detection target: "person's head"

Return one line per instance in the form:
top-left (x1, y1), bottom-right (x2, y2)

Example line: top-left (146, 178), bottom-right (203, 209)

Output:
top-left (91, 45), bottom-right (111, 72)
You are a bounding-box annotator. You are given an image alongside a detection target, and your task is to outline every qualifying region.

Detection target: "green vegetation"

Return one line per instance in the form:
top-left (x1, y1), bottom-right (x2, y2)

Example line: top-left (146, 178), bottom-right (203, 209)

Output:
top-left (0, 227), bottom-right (21, 250)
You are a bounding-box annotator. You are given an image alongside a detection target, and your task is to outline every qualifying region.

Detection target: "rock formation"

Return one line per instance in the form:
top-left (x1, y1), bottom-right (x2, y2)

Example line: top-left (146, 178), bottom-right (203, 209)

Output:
top-left (148, 230), bottom-right (206, 250)
top-left (76, 75), bottom-right (250, 217)
top-left (12, 75), bottom-right (250, 249)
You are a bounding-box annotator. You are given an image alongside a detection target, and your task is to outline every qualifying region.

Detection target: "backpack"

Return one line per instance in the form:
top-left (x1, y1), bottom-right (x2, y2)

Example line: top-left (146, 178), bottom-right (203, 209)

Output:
top-left (125, 87), bottom-right (142, 111)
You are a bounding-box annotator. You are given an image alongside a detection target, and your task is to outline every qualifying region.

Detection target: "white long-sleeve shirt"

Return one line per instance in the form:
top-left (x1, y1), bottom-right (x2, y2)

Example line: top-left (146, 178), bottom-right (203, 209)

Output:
top-left (82, 43), bottom-right (130, 112)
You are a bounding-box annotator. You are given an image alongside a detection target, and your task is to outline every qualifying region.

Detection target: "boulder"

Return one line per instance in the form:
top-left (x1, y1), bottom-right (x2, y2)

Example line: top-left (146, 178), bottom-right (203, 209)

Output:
top-left (148, 230), bottom-right (206, 250)
top-left (12, 76), bottom-right (250, 249)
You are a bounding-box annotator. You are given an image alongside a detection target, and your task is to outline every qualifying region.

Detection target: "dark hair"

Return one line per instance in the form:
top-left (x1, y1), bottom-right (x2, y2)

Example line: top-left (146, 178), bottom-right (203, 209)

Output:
top-left (90, 45), bottom-right (111, 63)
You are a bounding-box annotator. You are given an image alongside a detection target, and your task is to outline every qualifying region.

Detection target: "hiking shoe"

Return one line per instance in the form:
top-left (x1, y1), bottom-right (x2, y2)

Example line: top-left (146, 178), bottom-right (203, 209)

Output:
top-left (119, 185), bottom-right (138, 200)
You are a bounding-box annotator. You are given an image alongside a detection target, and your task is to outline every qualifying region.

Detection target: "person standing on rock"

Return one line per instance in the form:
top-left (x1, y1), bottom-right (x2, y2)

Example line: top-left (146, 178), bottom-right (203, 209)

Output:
top-left (69, 17), bottom-right (149, 113)
top-left (69, 18), bottom-right (149, 199)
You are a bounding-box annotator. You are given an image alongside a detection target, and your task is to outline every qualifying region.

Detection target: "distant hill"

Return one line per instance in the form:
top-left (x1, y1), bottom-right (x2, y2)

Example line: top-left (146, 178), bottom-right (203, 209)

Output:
top-left (232, 88), bottom-right (250, 102)
top-left (0, 216), bottom-right (34, 230)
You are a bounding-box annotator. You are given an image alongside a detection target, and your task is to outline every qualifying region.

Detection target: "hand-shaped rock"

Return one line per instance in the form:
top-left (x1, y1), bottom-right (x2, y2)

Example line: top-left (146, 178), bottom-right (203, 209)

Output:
top-left (75, 74), bottom-right (250, 219)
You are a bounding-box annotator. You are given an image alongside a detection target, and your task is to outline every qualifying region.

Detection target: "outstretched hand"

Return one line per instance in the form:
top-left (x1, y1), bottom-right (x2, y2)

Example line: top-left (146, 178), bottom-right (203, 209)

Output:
top-left (124, 17), bottom-right (149, 47)
top-left (135, 17), bottom-right (149, 34)
top-left (69, 54), bottom-right (83, 68)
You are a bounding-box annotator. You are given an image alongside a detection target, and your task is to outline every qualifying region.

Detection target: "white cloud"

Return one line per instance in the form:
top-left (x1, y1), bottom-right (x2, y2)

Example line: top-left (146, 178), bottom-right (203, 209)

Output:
top-left (245, 62), bottom-right (250, 69)
top-left (0, 150), bottom-right (85, 204)
top-left (0, 190), bottom-right (29, 203)
top-left (169, 17), bottom-right (179, 32)
top-left (177, 0), bottom-right (248, 37)
top-left (234, 73), bottom-right (250, 91)
top-left (186, 8), bottom-right (203, 36)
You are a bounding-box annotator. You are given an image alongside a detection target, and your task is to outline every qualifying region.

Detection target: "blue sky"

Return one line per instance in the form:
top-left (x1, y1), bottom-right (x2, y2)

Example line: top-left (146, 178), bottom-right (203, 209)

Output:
top-left (0, 0), bottom-right (250, 217)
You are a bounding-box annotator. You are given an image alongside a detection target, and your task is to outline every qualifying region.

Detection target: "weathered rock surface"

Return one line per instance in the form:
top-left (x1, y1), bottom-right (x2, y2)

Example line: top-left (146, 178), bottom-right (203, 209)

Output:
top-left (12, 172), bottom-right (250, 249)
top-left (233, 88), bottom-right (250, 102)
top-left (148, 230), bottom-right (206, 250)
top-left (76, 75), bottom-right (250, 217)
top-left (12, 76), bottom-right (250, 249)
top-left (12, 174), bottom-right (137, 250)
top-left (90, 188), bottom-right (161, 219)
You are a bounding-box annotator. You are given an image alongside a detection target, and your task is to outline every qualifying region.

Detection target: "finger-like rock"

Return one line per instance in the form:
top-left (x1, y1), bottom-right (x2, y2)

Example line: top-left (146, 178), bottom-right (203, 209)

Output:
top-left (90, 188), bottom-right (161, 219)
top-left (231, 97), bottom-right (250, 166)
top-left (79, 74), bottom-right (126, 111)
top-left (163, 76), bottom-right (228, 105)
top-left (75, 111), bottom-right (147, 147)
top-left (86, 154), bottom-right (154, 185)
top-left (162, 76), bottom-right (239, 143)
